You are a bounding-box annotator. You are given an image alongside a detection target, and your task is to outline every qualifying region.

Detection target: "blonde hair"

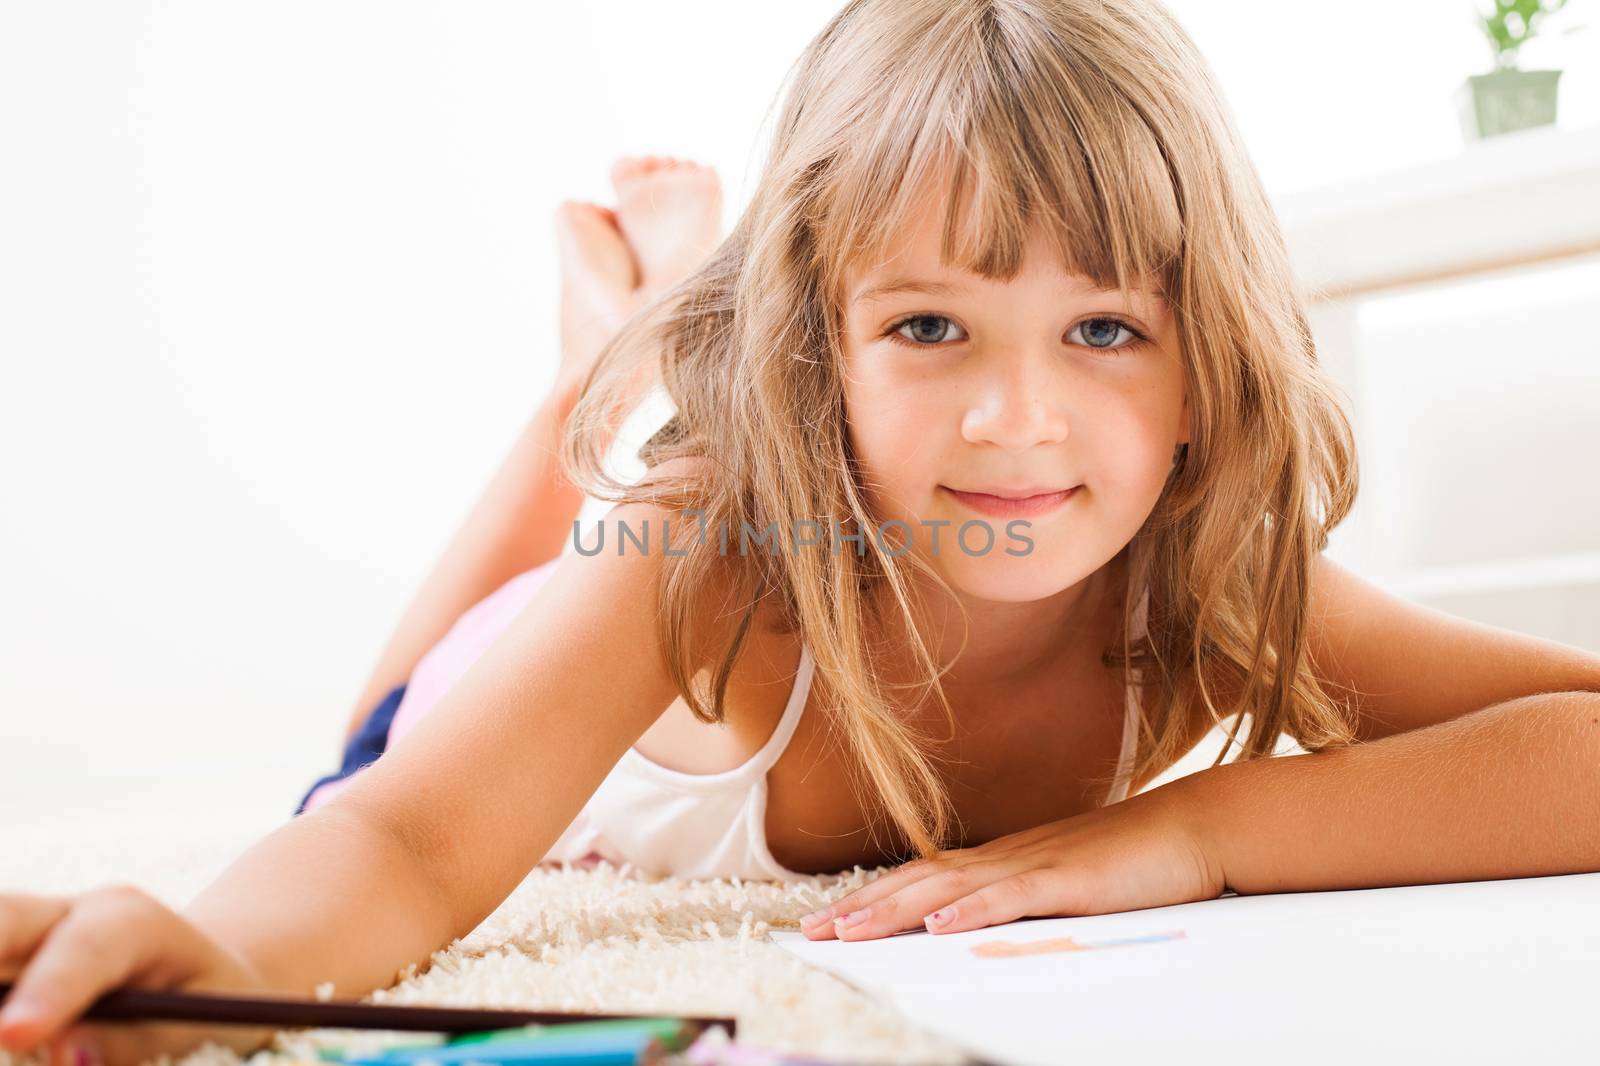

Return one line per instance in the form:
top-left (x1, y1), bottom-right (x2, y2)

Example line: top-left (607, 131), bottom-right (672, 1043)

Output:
top-left (563, 0), bottom-right (1360, 864)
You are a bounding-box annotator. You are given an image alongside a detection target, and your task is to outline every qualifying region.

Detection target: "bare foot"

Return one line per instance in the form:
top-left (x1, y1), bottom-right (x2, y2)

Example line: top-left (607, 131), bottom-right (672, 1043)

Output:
top-left (609, 156), bottom-right (724, 298)
top-left (554, 200), bottom-right (643, 398)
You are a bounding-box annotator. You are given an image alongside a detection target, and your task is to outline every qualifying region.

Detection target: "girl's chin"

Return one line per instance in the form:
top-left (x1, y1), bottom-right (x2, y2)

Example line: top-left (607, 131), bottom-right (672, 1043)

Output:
top-left (927, 556), bottom-right (1090, 603)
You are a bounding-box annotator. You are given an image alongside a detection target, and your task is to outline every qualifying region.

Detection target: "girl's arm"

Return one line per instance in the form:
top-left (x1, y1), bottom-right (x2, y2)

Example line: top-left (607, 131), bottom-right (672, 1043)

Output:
top-left (797, 553), bottom-right (1600, 941)
top-left (797, 688), bottom-right (1600, 943)
top-left (311, 499), bottom-right (727, 952)
top-left (342, 386), bottom-right (587, 743)
top-left (1186, 687), bottom-right (1600, 894)
top-left (0, 501), bottom-right (716, 1065)
top-left (1190, 554), bottom-right (1600, 892)
top-left (182, 800), bottom-right (467, 999)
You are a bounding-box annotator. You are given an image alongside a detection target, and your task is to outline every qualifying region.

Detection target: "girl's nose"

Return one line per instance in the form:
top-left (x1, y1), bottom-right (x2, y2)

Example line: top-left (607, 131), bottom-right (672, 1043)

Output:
top-left (960, 354), bottom-right (1071, 451)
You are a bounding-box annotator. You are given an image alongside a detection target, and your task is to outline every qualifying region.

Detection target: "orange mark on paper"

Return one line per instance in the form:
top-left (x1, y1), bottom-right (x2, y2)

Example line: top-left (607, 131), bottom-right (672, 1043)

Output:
top-left (971, 929), bottom-right (1187, 958)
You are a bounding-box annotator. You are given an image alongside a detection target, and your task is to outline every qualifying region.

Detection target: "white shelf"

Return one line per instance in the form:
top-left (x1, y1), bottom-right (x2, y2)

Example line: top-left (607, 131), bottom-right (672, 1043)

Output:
top-left (1276, 122), bottom-right (1600, 300)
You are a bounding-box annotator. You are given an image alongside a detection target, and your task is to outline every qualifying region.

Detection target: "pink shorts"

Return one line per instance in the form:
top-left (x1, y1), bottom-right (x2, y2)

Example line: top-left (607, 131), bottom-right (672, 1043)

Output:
top-left (297, 557), bottom-right (561, 814)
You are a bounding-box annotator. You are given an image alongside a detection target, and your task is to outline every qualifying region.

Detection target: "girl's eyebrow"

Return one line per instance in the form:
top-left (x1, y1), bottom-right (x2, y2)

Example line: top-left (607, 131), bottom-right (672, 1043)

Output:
top-left (851, 278), bottom-right (965, 306)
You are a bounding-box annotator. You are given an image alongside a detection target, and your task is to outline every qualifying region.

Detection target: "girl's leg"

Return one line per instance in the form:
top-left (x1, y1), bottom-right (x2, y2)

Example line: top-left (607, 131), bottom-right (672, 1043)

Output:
top-left (331, 158), bottom-right (724, 749)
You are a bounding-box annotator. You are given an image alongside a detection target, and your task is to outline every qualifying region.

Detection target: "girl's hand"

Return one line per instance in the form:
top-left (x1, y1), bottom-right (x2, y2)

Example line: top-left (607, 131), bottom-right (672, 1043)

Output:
top-left (799, 783), bottom-right (1227, 941)
top-left (0, 885), bottom-right (279, 1066)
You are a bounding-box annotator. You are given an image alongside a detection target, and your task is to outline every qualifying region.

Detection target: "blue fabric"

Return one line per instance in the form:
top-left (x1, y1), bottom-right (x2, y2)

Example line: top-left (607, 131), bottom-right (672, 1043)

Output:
top-left (293, 683), bottom-right (408, 816)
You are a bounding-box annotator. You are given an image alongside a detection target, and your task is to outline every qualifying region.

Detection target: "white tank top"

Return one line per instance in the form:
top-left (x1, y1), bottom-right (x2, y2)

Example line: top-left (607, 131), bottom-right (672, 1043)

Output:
top-left (322, 561), bottom-right (1148, 884)
top-left (541, 582), bottom-right (1151, 883)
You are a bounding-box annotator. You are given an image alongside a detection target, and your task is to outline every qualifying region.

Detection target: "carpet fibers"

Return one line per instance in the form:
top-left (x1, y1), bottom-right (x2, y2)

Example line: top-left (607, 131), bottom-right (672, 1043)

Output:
top-left (1, 859), bottom-right (971, 1066)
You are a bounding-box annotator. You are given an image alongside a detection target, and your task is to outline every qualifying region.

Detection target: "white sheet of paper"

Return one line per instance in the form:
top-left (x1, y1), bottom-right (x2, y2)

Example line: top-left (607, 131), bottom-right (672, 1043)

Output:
top-left (771, 872), bottom-right (1600, 1065)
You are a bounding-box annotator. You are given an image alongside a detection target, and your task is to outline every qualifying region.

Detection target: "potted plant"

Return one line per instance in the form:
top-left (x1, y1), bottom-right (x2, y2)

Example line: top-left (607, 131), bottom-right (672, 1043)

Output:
top-left (1457, 0), bottom-right (1577, 139)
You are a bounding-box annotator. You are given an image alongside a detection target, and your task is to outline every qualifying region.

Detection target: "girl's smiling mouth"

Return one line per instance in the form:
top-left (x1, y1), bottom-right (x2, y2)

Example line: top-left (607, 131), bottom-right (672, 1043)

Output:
top-left (939, 484), bottom-right (1081, 518)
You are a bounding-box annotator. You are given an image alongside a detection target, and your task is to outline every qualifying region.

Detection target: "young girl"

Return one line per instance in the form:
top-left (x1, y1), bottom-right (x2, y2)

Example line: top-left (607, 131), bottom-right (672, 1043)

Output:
top-left (6, 2), bottom-right (1600, 1064)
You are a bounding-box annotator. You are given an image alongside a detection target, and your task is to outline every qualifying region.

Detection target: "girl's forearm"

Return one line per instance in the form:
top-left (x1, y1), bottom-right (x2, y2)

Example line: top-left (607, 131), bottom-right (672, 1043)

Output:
top-left (1184, 689), bottom-right (1600, 894)
top-left (343, 388), bottom-right (585, 740)
top-left (182, 806), bottom-right (462, 999)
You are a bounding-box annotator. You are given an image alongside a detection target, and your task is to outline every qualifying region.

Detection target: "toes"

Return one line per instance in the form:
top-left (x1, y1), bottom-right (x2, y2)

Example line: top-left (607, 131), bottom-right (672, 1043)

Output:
top-left (610, 157), bottom-right (647, 187)
top-left (612, 154), bottom-right (716, 188)
top-left (610, 158), bottom-right (646, 199)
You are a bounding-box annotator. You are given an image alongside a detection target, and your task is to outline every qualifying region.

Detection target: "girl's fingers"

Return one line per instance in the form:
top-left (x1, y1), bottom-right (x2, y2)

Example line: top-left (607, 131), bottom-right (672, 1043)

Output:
top-left (823, 859), bottom-right (1021, 942)
top-left (798, 857), bottom-right (951, 939)
top-left (0, 893), bottom-right (73, 983)
top-left (0, 888), bottom-right (276, 1066)
top-left (0, 887), bottom-right (153, 1052)
top-left (801, 839), bottom-right (1022, 940)
top-left (922, 868), bottom-right (1094, 935)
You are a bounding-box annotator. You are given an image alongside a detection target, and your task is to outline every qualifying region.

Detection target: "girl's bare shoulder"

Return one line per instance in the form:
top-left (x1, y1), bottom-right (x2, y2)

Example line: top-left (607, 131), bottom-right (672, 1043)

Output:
top-left (625, 455), bottom-right (811, 773)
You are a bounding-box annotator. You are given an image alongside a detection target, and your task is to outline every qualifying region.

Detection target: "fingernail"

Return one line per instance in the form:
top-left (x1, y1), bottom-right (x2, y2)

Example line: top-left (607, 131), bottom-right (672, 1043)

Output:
top-left (834, 908), bottom-right (869, 930)
top-left (74, 1040), bottom-right (100, 1066)
top-left (799, 908), bottom-right (831, 928)
top-left (0, 1000), bottom-right (35, 1033)
top-left (925, 909), bottom-right (953, 930)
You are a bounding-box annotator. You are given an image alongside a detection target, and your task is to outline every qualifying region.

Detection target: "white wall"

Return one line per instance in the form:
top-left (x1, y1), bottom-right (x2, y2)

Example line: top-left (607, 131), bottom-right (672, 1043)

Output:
top-left (3, 2), bottom-right (1596, 854)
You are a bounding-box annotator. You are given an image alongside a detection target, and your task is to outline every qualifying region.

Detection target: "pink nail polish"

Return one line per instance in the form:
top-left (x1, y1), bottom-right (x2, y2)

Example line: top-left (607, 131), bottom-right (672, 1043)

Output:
top-left (925, 909), bottom-right (953, 930)
top-left (834, 908), bottom-right (869, 929)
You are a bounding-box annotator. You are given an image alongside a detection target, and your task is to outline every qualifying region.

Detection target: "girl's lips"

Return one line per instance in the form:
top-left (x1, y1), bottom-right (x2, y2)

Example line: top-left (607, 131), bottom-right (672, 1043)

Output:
top-left (939, 485), bottom-right (1081, 518)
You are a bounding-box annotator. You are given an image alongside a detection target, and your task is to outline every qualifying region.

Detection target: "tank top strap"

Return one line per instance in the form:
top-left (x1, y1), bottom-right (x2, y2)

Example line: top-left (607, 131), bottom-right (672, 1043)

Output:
top-left (618, 641), bottom-right (816, 792)
top-left (743, 643), bottom-right (816, 779)
top-left (1105, 584), bottom-right (1150, 805)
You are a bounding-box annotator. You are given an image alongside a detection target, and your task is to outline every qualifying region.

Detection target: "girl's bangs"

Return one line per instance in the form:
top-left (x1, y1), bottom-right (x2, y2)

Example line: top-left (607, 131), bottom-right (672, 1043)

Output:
top-left (813, 41), bottom-right (1185, 308)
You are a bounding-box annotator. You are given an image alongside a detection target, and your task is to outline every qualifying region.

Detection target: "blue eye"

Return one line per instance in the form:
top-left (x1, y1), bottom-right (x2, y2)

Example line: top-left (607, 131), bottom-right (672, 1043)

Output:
top-left (886, 314), bottom-right (966, 347)
top-left (1069, 317), bottom-right (1146, 351)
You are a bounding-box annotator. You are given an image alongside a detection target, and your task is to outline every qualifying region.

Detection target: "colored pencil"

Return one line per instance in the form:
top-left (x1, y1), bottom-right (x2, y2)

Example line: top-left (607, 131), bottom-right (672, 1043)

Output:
top-left (0, 982), bottom-right (734, 1039)
top-left (344, 1027), bottom-right (671, 1066)
top-left (444, 1018), bottom-right (697, 1052)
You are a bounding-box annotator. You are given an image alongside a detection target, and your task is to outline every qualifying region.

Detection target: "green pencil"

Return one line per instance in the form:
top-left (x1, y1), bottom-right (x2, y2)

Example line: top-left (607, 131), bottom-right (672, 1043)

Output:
top-left (316, 1018), bottom-right (702, 1062)
top-left (447, 1018), bottom-right (697, 1053)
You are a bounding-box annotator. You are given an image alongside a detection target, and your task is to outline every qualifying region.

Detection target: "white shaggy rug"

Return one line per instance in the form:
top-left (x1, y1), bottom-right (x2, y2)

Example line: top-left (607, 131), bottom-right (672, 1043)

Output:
top-left (1, 840), bottom-right (970, 1066)
top-left (283, 859), bottom-right (972, 1066)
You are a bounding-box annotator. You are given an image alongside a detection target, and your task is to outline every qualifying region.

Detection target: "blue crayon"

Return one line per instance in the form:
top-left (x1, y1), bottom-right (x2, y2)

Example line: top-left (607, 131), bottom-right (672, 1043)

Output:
top-left (343, 1027), bottom-right (664, 1066)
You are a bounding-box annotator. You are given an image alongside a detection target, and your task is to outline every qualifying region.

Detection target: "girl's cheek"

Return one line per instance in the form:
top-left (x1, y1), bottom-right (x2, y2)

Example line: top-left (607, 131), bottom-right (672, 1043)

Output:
top-left (845, 385), bottom-right (929, 458)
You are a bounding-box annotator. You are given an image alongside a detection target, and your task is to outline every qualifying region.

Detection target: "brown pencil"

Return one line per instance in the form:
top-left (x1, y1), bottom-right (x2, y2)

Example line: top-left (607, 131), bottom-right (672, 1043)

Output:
top-left (0, 982), bottom-right (735, 1039)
